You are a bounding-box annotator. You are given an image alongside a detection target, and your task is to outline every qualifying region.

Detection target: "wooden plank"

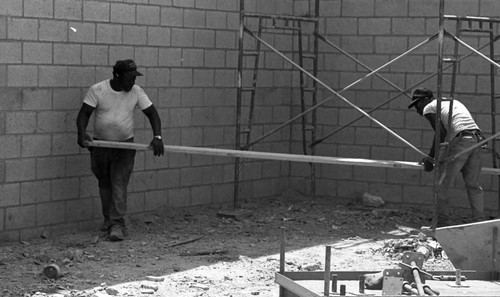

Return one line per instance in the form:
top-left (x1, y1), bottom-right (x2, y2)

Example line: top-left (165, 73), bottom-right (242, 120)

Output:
top-left (436, 219), bottom-right (500, 275)
top-left (275, 273), bottom-right (322, 297)
top-left (86, 140), bottom-right (500, 175)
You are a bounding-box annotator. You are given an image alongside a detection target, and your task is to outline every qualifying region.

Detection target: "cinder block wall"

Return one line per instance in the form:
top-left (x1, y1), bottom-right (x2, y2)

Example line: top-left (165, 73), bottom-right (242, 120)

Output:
top-left (1, 0), bottom-right (499, 242)
top-left (308, 0), bottom-right (500, 217)
top-left (0, 0), bottom-right (297, 241)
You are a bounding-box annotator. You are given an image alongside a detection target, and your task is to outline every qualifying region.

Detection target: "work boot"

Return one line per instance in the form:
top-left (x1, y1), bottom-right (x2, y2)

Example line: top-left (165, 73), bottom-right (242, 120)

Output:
top-left (109, 225), bottom-right (124, 242)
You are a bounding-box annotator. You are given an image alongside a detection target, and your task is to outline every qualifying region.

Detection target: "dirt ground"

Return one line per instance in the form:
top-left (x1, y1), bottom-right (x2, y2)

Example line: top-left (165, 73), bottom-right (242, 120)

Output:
top-left (0, 191), bottom-right (455, 297)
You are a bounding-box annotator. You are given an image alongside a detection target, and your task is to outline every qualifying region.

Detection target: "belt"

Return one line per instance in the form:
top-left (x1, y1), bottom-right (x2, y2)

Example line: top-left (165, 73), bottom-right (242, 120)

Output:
top-left (455, 129), bottom-right (480, 139)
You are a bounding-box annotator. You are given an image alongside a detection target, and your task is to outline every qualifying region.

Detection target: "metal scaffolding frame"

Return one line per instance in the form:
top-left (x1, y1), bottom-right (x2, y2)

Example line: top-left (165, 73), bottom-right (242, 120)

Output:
top-left (235, 0), bottom-right (500, 224)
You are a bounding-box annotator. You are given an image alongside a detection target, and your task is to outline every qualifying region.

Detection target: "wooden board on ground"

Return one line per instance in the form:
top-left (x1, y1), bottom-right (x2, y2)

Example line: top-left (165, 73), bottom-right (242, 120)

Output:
top-left (436, 219), bottom-right (500, 274)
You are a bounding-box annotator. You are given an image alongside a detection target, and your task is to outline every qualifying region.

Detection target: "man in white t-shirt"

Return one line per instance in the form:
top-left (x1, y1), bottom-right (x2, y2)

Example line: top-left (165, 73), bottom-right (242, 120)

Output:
top-left (76, 59), bottom-right (164, 241)
top-left (408, 87), bottom-right (485, 226)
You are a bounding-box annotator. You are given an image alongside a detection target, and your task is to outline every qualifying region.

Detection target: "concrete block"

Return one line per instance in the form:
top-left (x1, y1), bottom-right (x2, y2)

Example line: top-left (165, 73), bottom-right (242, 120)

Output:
top-left (0, 136), bottom-right (21, 159)
top-left (7, 66), bottom-right (37, 87)
top-left (23, 42), bottom-right (52, 64)
top-left (68, 66), bottom-right (96, 87)
top-left (37, 156), bottom-right (66, 179)
top-left (145, 68), bottom-right (170, 87)
top-left (65, 198), bottom-right (93, 222)
top-left (392, 18), bottom-right (425, 35)
top-left (6, 205), bottom-right (36, 230)
top-left (134, 47), bottom-right (159, 67)
top-left (403, 185), bottom-right (433, 205)
top-left (0, 183), bottom-right (20, 207)
top-left (111, 3), bottom-right (135, 24)
top-left (211, 183), bottom-right (232, 204)
top-left (375, 0), bottom-right (408, 16)
top-left (6, 111), bottom-right (36, 134)
top-left (96, 23), bottom-right (122, 44)
top-left (168, 188), bottom-right (190, 208)
top-left (127, 192), bottom-right (145, 214)
top-left (181, 49), bottom-right (204, 67)
top-left (52, 178), bottom-right (79, 201)
top-left (0, 0), bottom-right (23, 16)
top-left (408, 0), bottom-right (439, 17)
top-left (123, 25), bottom-right (147, 45)
top-left (82, 45), bottom-right (108, 66)
top-left (54, 44), bottom-right (81, 65)
top-left (39, 66), bottom-right (68, 87)
top-left (22, 135), bottom-right (52, 157)
top-left (342, 0), bottom-right (374, 16)
top-left (173, 0), bottom-right (194, 8)
top-left (190, 185), bottom-right (212, 205)
top-left (180, 88), bottom-right (202, 107)
top-left (144, 190), bottom-right (168, 211)
top-left (213, 107), bottom-right (234, 125)
top-left (36, 201), bottom-right (66, 225)
top-left (69, 22), bottom-right (96, 43)
top-left (172, 28), bottom-right (194, 47)
top-left (480, 0), bottom-right (500, 17)
top-left (375, 36), bottom-right (408, 54)
top-left (39, 20), bottom-right (67, 42)
top-left (359, 18), bottom-right (391, 35)
top-left (171, 69), bottom-right (193, 87)
top-left (37, 111), bottom-right (67, 133)
top-left (184, 9), bottom-right (205, 28)
top-left (161, 7), bottom-right (183, 26)
top-left (55, 0), bottom-right (82, 20)
top-left (53, 88), bottom-right (81, 110)
top-left (168, 108), bottom-right (191, 127)
top-left (195, 0), bottom-right (216, 9)
top-left (341, 36), bottom-right (374, 54)
top-left (109, 46), bottom-right (135, 64)
top-left (217, 0), bottom-right (237, 11)
top-left (159, 48), bottom-right (182, 66)
top-left (215, 31), bottom-right (236, 49)
top-left (215, 69), bottom-right (235, 87)
top-left (21, 180), bottom-right (51, 204)
top-left (0, 42), bottom-right (21, 63)
top-left (193, 69), bottom-right (214, 87)
top-left (180, 167), bottom-right (203, 186)
top-left (206, 11), bottom-right (226, 29)
top-left (132, 171), bottom-right (157, 192)
top-left (157, 168), bottom-right (180, 188)
top-left (78, 175), bottom-right (98, 198)
top-left (194, 29), bottom-right (215, 48)
top-left (204, 50), bottom-right (225, 68)
top-left (202, 127), bottom-right (224, 146)
top-left (6, 159), bottom-right (36, 182)
top-left (226, 12), bottom-right (238, 29)
top-left (0, 17), bottom-right (6, 40)
top-left (137, 5), bottom-right (160, 25)
top-left (83, 1), bottom-right (110, 22)
top-left (147, 27), bottom-right (171, 46)
top-left (7, 18), bottom-right (38, 40)
top-left (52, 133), bottom-right (79, 155)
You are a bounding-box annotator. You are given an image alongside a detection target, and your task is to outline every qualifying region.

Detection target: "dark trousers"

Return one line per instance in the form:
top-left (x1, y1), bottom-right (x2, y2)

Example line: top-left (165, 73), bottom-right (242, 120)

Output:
top-left (90, 143), bottom-right (135, 228)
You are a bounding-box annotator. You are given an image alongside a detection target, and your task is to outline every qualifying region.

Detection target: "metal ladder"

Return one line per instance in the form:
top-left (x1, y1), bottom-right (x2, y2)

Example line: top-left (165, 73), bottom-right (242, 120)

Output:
top-left (235, 10), bottom-right (319, 208)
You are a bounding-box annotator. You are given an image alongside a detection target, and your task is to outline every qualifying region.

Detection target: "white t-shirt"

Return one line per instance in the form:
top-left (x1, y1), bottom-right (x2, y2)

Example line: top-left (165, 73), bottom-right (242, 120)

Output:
top-left (423, 99), bottom-right (480, 138)
top-left (83, 80), bottom-right (153, 141)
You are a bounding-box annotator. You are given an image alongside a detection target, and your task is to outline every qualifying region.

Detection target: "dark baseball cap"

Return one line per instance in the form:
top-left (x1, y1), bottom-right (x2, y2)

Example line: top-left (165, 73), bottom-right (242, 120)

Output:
top-left (408, 88), bottom-right (433, 108)
top-left (113, 59), bottom-right (143, 76)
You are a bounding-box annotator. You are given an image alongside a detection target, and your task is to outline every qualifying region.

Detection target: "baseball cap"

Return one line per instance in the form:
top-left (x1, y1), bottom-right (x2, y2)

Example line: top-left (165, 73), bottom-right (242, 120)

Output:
top-left (113, 59), bottom-right (143, 76)
top-left (408, 88), bottom-right (433, 108)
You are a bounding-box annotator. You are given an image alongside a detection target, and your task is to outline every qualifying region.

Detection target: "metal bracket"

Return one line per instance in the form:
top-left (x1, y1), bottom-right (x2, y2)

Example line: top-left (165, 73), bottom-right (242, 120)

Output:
top-left (382, 269), bottom-right (403, 295)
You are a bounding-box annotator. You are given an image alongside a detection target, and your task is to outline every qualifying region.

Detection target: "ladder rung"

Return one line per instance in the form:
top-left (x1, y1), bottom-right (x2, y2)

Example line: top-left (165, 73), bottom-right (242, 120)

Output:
top-left (305, 125), bottom-right (315, 131)
top-left (242, 51), bottom-right (259, 57)
top-left (240, 128), bottom-right (250, 134)
top-left (302, 87), bottom-right (316, 92)
top-left (241, 87), bottom-right (255, 92)
top-left (442, 58), bottom-right (457, 62)
top-left (261, 25), bottom-right (300, 31)
top-left (302, 54), bottom-right (316, 60)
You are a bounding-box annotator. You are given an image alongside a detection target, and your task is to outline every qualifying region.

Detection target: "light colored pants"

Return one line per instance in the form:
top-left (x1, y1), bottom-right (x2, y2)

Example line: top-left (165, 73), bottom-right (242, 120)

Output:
top-left (437, 135), bottom-right (485, 220)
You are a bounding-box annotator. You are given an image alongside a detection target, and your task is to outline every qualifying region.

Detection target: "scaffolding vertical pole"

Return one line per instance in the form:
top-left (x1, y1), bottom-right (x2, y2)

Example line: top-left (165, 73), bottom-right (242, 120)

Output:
top-left (489, 25), bottom-right (500, 218)
top-left (311, 0), bottom-right (320, 198)
top-left (433, 0), bottom-right (446, 228)
top-left (234, 0), bottom-right (245, 209)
